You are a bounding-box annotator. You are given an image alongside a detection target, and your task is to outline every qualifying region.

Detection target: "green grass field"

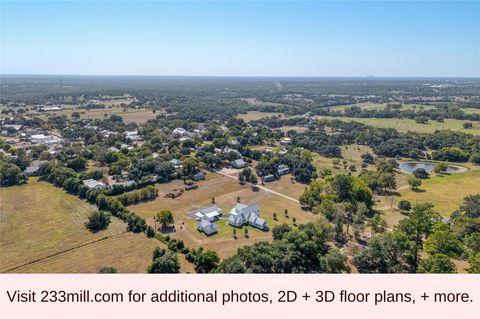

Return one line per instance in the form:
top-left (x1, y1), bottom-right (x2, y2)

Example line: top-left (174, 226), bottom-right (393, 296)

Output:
top-left (395, 169), bottom-right (480, 217)
top-left (0, 177), bottom-right (127, 272)
top-left (463, 108), bottom-right (480, 115)
top-left (328, 103), bottom-right (436, 113)
top-left (317, 115), bottom-right (480, 135)
top-left (328, 102), bottom-right (386, 112)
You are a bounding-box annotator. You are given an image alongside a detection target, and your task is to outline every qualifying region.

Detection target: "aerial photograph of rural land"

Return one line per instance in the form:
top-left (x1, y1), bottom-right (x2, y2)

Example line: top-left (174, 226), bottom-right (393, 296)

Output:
top-left (0, 1), bottom-right (479, 275)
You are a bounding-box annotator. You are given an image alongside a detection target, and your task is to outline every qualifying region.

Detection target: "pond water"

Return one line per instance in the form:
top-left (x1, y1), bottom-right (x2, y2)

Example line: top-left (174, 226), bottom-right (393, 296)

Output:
top-left (399, 162), bottom-right (467, 174)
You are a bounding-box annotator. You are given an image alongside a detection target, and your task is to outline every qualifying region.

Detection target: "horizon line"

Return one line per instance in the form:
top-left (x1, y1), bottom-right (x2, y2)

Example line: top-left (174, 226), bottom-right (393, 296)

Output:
top-left (1, 73), bottom-right (479, 79)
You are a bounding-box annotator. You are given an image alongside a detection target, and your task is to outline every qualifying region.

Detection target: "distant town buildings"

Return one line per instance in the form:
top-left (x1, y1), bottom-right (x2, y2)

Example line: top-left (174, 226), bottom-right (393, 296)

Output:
top-left (35, 105), bottom-right (63, 112)
top-left (123, 130), bottom-right (142, 141)
top-left (30, 134), bottom-right (62, 145)
top-left (170, 159), bottom-right (182, 169)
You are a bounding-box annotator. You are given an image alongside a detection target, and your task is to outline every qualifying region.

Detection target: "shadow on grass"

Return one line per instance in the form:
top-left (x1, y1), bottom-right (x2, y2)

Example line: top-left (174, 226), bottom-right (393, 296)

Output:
top-left (158, 225), bottom-right (176, 234)
top-left (412, 188), bottom-right (426, 193)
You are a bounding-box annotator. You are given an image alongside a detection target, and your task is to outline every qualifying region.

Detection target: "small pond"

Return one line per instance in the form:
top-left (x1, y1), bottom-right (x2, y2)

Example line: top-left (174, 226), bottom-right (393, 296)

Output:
top-left (399, 162), bottom-right (467, 174)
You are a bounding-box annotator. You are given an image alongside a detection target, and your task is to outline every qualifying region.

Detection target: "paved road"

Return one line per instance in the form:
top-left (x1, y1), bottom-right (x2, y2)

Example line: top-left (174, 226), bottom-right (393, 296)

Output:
top-left (215, 170), bottom-right (300, 204)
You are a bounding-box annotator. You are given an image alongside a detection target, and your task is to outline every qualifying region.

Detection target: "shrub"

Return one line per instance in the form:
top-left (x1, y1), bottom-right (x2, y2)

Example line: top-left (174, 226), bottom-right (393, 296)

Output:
top-left (85, 210), bottom-right (111, 232)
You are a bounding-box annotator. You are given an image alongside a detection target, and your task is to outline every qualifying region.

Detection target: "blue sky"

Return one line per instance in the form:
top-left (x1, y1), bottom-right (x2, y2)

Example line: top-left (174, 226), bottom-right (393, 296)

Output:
top-left (1, 1), bottom-right (479, 77)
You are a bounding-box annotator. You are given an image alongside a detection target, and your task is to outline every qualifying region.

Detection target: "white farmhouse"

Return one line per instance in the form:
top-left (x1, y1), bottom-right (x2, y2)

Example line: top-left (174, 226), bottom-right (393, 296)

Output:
top-left (228, 203), bottom-right (268, 230)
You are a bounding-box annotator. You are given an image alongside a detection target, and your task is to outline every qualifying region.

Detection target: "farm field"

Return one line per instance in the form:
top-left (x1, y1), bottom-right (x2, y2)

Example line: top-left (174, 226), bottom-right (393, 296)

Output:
top-left (0, 177), bottom-right (127, 273)
top-left (11, 232), bottom-right (152, 273)
top-left (328, 102), bottom-right (386, 111)
top-left (128, 172), bottom-right (316, 258)
top-left (316, 115), bottom-right (480, 135)
top-left (10, 231), bottom-right (194, 273)
top-left (240, 97), bottom-right (284, 107)
top-left (279, 125), bottom-right (308, 134)
top-left (329, 103), bottom-right (436, 113)
top-left (34, 107), bottom-right (157, 124)
top-left (236, 111), bottom-right (286, 122)
top-left (463, 108), bottom-right (480, 114)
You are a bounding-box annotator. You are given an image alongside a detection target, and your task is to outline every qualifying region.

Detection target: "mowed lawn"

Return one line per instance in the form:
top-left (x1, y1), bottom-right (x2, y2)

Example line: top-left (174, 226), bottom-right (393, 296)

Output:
top-left (0, 178), bottom-right (127, 272)
top-left (316, 116), bottom-right (480, 135)
top-left (395, 169), bottom-right (480, 217)
top-left (129, 173), bottom-right (316, 258)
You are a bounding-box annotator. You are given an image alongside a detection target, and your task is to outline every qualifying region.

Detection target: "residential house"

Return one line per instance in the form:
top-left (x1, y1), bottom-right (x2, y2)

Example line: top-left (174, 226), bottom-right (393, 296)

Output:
top-left (280, 137), bottom-right (292, 145)
top-left (123, 131), bottom-right (142, 141)
top-left (223, 147), bottom-right (241, 156)
top-left (231, 159), bottom-right (246, 169)
top-left (170, 159), bottom-right (182, 169)
top-left (228, 203), bottom-right (268, 230)
top-left (24, 160), bottom-right (47, 176)
top-left (172, 127), bottom-right (195, 137)
top-left (172, 127), bottom-right (187, 136)
top-left (3, 124), bottom-right (22, 131)
top-left (83, 179), bottom-right (107, 190)
top-left (277, 165), bottom-right (290, 175)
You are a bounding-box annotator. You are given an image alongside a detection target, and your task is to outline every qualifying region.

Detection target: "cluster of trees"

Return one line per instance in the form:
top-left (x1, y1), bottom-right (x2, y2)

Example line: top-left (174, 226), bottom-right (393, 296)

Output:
top-left (127, 158), bottom-right (176, 183)
top-left (0, 159), bottom-right (27, 186)
top-left (85, 210), bottom-right (111, 232)
top-left (115, 185), bottom-right (157, 206)
top-left (327, 104), bottom-right (480, 122)
top-left (292, 131), bottom-right (343, 158)
top-left (284, 119), bottom-right (480, 164)
top-left (450, 195), bottom-right (480, 273)
top-left (95, 194), bottom-right (147, 233)
top-left (186, 248), bottom-right (220, 273)
top-left (300, 174), bottom-right (373, 241)
top-left (147, 247), bottom-right (180, 273)
top-left (0, 143), bottom-right (31, 186)
top-left (254, 150), bottom-right (316, 183)
top-left (358, 159), bottom-right (398, 194)
top-left (355, 196), bottom-right (480, 273)
top-left (432, 147), bottom-right (470, 162)
top-left (155, 210), bottom-right (174, 230)
top-left (38, 161), bottom-right (149, 234)
top-left (66, 156), bottom-right (87, 172)
top-left (238, 168), bottom-right (258, 185)
top-left (217, 220), bottom-right (349, 273)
